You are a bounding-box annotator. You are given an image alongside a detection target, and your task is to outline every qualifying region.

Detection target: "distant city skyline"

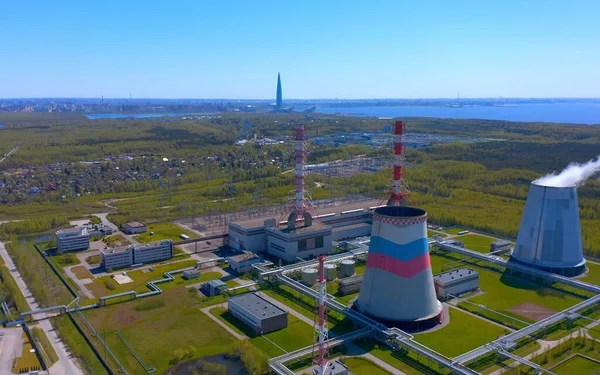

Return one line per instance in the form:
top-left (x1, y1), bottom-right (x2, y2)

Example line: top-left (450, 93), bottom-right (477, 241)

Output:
top-left (2, 1), bottom-right (599, 99)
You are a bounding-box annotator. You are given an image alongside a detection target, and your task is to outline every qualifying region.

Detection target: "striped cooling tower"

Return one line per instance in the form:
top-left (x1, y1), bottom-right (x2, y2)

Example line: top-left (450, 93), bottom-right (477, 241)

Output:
top-left (511, 182), bottom-right (586, 277)
top-left (355, 206), bottom-right (442, 330)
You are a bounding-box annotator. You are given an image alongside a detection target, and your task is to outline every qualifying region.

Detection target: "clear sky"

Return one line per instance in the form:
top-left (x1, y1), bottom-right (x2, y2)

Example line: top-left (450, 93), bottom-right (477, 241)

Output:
top-left (2, 0), bottom-right (599, 99)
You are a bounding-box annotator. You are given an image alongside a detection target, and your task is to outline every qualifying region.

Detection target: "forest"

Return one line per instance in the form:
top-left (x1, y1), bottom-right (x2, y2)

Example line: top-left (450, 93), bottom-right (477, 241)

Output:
top-left (1, 112), bottom-right (600, 256)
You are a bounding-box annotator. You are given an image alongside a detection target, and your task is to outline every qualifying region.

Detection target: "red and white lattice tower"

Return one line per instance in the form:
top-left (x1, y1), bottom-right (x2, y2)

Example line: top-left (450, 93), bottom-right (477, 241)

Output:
top-left (312, 254), bottom-right (329, 375)
top-left (382, 120), bottom-right (410, 206)
top-left (282, 122), bottom-right (315, 226)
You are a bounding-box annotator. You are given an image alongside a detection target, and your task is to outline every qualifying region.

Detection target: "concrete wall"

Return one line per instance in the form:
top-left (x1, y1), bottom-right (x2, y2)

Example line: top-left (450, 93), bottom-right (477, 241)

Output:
top-left (228, 224), bottom-right (266, 253)
top-left (331, 224), bottom-right (371, 241)
top-left (261, 312), bottom-right (288, 334)
top-left (267, 232), bottom-right (332, 262)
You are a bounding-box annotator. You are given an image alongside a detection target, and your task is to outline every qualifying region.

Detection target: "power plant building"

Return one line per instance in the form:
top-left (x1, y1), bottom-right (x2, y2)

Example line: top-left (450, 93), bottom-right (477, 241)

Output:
top-left (228, 200), bottom-right (379, 261)
top-left (355, 206), bottom-right (443, 330)
top-left (228, 253), bottom-right (261, 274)
top-left (511, 182), bottom-right (586, 277)
top-left (433, 268), bottom-right (479, 299)
top-left (101, 240), bottom-right (174, 270)
top-left (228, 293), bottom-right (288, 334)
top-left (56, 227), bottom-right (90, 253)
top-left (122, 221), bottom-right (147, 234)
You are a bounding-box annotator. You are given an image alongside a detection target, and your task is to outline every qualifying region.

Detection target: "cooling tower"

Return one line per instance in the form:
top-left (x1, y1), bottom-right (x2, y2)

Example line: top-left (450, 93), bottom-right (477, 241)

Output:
top-left (511, 182), bottom-right (586, 277)
top-left (355, 206), bottom-right (442, 330)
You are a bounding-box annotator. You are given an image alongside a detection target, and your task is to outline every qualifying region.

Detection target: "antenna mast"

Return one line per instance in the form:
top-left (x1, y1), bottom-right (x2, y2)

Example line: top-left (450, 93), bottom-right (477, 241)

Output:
top-left (312, 254), bottom-right (329, 375)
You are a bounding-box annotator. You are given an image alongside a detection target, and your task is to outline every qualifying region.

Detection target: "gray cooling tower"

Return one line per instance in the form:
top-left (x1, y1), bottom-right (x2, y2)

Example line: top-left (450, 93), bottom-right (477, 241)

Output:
top-left (511, 182), bottom-right (586, 277)
top-left (355, 206), bottom-right (442, 330)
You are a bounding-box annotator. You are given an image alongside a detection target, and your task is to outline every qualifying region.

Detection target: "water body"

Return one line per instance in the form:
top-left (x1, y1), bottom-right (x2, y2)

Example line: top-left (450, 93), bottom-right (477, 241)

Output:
top-left (86, 112), bottom-right (215, 119)
top-left (314, 103), bottom-right (600, 125)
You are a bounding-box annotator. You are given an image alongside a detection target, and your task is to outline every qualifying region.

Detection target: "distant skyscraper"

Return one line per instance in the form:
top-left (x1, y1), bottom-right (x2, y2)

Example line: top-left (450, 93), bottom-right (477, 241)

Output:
top-left (276, 73), bottom-right (283, 109)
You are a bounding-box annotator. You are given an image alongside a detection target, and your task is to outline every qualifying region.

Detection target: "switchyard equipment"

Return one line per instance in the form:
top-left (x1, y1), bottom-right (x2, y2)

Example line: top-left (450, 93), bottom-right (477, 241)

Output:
top-left (355, 206), bottom-right (443, 330)
top-left (511, 182), bottom-right (586, 276)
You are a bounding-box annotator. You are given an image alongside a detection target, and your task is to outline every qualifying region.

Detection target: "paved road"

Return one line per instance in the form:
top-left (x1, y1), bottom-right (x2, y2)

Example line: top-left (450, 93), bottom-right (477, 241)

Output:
top-left (0, 241), bottom-right (83, 375)
top-left (0, 146), bottom-right (18, 164)
top-left (0, 327), bottom-right (23, 374)
top-left (64, 265), bottom-right (95, 299)
top-left (93, 212), bottom-right (118, 232)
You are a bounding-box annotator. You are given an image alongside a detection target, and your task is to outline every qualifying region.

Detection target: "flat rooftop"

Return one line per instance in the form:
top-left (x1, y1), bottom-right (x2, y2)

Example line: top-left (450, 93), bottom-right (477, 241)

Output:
top-left (233, 199), bottom-right (380, 229)
top-left (434, 268), bottom-right (478, 284)
top-left (277, 220), bottom-right (330, 234)
top-left (229, 253), bottom-right (260, 262)
top-left (229, 292), bottom-right (286, 319)
top-left (101, 246), bottom-right (131, 255)
top-left (332, 222), bottom-right (371, 232)
top-left (124, 221), bottom-right (146, 228)
top-left (57, 227), bottom-right (84, 234)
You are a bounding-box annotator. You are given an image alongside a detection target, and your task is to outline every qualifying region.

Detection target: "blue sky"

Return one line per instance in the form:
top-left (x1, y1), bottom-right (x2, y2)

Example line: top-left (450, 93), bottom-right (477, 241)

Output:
top-left (2, 1), bottom-right (599, 98)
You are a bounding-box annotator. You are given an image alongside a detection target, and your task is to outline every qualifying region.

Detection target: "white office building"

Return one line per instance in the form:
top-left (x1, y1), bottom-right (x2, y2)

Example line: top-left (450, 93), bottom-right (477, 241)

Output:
top-left (56, 227), bottom-right (90, 253)
top-left (133, 240), bottom-right (173, 264)
top-left (101, 247), bottom-right (134, 271)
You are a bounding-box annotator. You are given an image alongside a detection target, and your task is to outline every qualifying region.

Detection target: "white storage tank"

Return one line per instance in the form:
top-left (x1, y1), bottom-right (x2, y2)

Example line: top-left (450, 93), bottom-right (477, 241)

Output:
top-left (301, 268), bottom-right (318, 286)
top-left (324, 263), bottom-right (337, 281)
top-left (340, 259), bottom-right (355, 277)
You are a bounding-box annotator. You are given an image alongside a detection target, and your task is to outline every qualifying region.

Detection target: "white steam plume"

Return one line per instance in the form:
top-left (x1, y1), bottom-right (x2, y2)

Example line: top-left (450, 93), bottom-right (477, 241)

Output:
top-left (534, 156), bottom-right (600, 188)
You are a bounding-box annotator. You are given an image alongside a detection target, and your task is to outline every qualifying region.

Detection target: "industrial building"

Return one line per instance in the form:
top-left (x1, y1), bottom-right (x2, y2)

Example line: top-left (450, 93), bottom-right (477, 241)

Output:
top-left (355, 206), bottom-right (443, 330)
top-left (202, 279), bottom-right (226, 296)
top-left (338, 274), bottom-right (363, 296)
top-left (228, 293), bottom-right (288, 334)
top-left (182, 269), bottom-right (201, 280)
top-left (228, 200), bottom-right (379, 262)
top-left (86, 225), bottom-right (114, 237)
top-left (511, 182), bottom-right (587, 277)
top-left (433, 268), bottom-right (479, 299)
top-left (56, 227), bottom-right (90, 253)
top-left (228, 253), bottom-right (261, 274)
top-left (100, 246), bottom-right (134, 270)
top-left (100, 240), bottom-right (174, 270)
top-left (490, 240), bottom-right (511, 254)
top-left (122, 221), bottom-right (147, 234)
top-left (321, 360), bottom-right (350, 375)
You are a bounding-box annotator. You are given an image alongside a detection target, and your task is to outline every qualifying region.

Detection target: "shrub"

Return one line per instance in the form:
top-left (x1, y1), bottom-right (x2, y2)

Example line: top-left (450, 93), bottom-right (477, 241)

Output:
top-left (104, 279), bottom-right (116, 291)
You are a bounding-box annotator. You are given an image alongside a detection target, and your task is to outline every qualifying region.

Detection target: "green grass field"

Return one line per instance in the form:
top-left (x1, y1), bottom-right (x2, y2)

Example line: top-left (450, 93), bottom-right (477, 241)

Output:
top-left (429, 253), bottom-right (582, 322)
top-left (72, 265), bottom-right (94, 280)
top-left (414, 308), bottom-right (507, 358)
top-left (442, 227), bottom-right (468, 235)
top-left (356, 340), bottom-right (442, 375)
top-left (83, 288), bottom-right (236, 374)
top-left (582, 261), bottom-right (600, 286)
top-left (343, 357), bottom-right (392, 375)
top-left (31, 327), bottom-right (59, 366)
top-left (51, 253), bottom-right (81, 266)
top-left (13, 332), bottom-right (43, 373)
top-left (457, 234), bottom-right (497, 253)
top-left (209, 306), bottom-right (316, 357)
top-left (550, 354), bottom-right (600, 375)
top-left (135, 222), bottom-right (196, 243)
top-left (427, 230), bottom-right (447, 238)
top-left (87, 260), bottom-right (201, 297)
top-left (85, 254), bottom-right (101, 265)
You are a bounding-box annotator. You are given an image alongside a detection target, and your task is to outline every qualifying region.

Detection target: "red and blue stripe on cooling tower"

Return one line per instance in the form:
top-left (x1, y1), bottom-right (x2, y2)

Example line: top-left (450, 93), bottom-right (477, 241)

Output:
top-left (366, 215), bottom-right (431, 278)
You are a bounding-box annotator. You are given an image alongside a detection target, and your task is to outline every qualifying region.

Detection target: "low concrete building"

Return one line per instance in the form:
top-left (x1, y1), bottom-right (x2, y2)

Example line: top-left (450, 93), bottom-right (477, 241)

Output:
top-left (202, 279), bottom-right (226, 296)
top-left (87, 225), bottom-right (114, 237)
top-left (228, 293), bottom-right (288, 334)
top-left (228, 253), bottom-right (261, 274)
top-left (122, 221), bottom-right (147, 234)
top-left (338, 274), bottom-right (363, 296)
top-left (56, 227), bottom-right (90, 253)
top-left (100, 240), bottom-right (173, 270)
top-left (323, 360), bottom-right (350, 375)
top-left (101, 246), bottom-right (134, 271)
top-left (433, 268), bottom-right (479, 299)
top-left (266, 221), bottom-right (332, 262)
top-left (182, 269), bottom-right (201, 280)
top-left (133, 240), bottom-right (173, 264)
top-left (490, 240), bottom-right (512, 254)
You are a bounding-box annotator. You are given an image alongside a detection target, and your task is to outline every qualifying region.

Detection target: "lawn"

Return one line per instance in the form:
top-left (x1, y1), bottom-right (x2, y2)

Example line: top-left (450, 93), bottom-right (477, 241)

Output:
top-left (457, 234), bottom-right (497, 254)
top-left (582, 261), bottom-right (600, 286)
top-left (414, 308), bottom-right (507, 358)
top-left (357, 340), bottom-right (443, 375)
top-left (86, 260), bottom-right (199, 297)
top-left (343, 357), bottom-right (392, 375)
top-left (427, 230), bottom-right (447, 238)
top-left (85, 254), bottom-right (101, 265)
top-left (103, 234), bottom-right (131, 247)
top-left (83, 288), bottom-right (237, 374)
top-left (51, 253), bottom-right (81, 266)
top-left (135, 222), bottom-right (196, 243)
top-left (551, 354), bottom-right (600, 375)
top-left (442, 227), bottom-right (468, 235)
top-left (429, 253), bottom-right (582, 322)
top-left (209, 306), bottom-right (314, 357)
top-left (71, 265), bottom-right (94, 280)
top-left (31, 327), bottom-right (59, 366)
top-left (13, 331), bottom-right (43, 373)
